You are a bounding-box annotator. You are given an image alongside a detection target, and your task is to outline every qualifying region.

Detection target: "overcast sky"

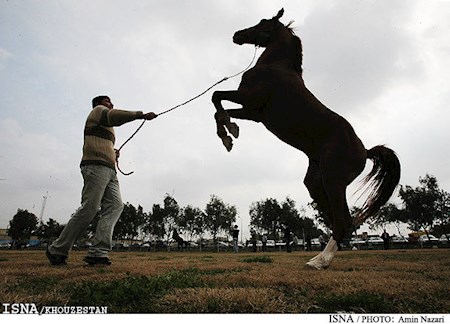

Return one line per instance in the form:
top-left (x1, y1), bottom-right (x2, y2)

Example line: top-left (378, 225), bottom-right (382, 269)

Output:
top-left (1, 0), bottom-right (449, 240)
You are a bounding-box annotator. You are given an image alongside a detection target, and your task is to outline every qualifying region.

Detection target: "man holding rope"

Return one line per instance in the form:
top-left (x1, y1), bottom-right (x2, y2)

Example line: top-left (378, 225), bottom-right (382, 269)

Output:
top-left (46, 95), bottom-right (157, 266)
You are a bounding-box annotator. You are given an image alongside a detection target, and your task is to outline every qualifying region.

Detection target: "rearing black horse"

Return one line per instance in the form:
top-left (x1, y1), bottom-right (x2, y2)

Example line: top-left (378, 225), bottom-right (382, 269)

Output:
top-left (212, 9), bottom-right (400, 269)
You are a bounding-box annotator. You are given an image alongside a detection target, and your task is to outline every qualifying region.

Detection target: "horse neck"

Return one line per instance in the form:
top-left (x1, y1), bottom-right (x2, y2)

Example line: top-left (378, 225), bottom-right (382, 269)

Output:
top-left (257, 32), bottom-right (302, 73)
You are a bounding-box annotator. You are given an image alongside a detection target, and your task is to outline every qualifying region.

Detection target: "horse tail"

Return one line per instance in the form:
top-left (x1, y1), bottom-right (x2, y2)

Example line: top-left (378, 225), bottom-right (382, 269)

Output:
top-left (355, 145), bottom-right (401, 225)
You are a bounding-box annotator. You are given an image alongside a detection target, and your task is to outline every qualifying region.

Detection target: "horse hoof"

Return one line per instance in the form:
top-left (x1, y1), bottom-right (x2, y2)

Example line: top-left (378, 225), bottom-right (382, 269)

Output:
top-left (305, 261), bottom-right (322, 270)
top-left (221, 136), bottom-right (233, 152)
top-left (305, 261), bottom-right (327, 270)
top-left (227, 122), bottom-right (240, 138)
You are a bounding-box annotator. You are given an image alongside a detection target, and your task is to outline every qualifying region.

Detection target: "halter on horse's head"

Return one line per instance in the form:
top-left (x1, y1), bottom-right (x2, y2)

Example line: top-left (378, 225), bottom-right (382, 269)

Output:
top-left (233, 8), bottom-right (285, 47)
top-left (232, 8), bottom-right (303, 74)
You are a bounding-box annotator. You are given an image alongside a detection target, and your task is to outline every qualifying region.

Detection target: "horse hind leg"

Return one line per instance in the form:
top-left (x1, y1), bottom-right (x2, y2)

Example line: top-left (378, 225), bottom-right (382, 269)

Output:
top-left (307, 182), bottom-right (353, 269)
top-left (303, 162), bottom-right (338, 270)
top-left (303, 163), bottom-right (354, 269)
top-left (326, 182), bottom-right (353, 244)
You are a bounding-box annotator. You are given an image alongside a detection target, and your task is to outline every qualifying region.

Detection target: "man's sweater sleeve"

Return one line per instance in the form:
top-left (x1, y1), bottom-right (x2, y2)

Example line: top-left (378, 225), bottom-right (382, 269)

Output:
top-left (97, 106), bottom-right (144, 127)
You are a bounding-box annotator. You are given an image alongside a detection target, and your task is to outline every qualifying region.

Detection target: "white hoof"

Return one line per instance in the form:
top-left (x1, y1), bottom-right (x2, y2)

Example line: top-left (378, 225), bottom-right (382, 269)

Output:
top-left (305, 260), bottom-right (326, 270)
top-left (305, 253), bottom-right (332, 270)
top-left (305, 238), bottom-right (338, 270)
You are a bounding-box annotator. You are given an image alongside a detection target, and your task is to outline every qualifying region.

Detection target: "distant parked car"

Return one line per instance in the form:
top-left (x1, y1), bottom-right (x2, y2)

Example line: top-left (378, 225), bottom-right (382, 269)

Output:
top-left (130, 243), bottom-right (142, 250)
top-left (0, 240), bottom-right (12, 249)
top-left (366, 236), bottom-right (384, 245)
top-left (365, 236), bottom-right (383, 249)
top-left (139, 242), bottom-right (152, 249)
top-left (310, 238), bottom-right (321, 247)
top-left (188, 241), bottom-right (198, 248)
top-left (26, 240), bottom-right (41, 248)
top-left (113, 242), bottom-right (129, 250)
top-left (391, 236), bottom-right (409, 243)
top-left (418, 234), bottom-right (439, 247)
top-left (439, 234), bottom-right (450, 246)
top-left (391, 236), bottom-right (409, 246)
top-left (418, 234), bottom-right (439, 243)
top-left (266, 239), bottom-right (276, 247)
top-left (349, 237), bottom-right (366, 247)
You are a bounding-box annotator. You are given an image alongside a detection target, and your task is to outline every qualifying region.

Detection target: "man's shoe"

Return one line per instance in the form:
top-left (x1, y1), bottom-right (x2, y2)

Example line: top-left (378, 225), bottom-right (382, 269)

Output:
top-left (46, 247), bottom-right (67, 266)
top-left (83, 256), bottom-right (112, 266)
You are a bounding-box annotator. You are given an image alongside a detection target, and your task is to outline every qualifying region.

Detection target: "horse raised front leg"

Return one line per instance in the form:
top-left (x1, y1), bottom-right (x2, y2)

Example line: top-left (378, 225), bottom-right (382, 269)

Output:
top-left (215, 111), bottom-right (239, 138)
top-left (212, 90), bottom-right (242, 151)
top-left (215, 116), bottom-right (233, 152)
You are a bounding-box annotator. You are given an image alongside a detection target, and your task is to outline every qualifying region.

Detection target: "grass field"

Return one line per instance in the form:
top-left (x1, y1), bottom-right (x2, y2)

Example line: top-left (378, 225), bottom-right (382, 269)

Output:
top-left (0, 249), bottom-right (449, 313)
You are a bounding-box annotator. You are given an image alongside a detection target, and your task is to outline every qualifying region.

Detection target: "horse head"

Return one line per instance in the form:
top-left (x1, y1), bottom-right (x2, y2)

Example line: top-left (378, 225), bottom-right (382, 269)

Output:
top-left (233, 8), bottom-right (286, 47)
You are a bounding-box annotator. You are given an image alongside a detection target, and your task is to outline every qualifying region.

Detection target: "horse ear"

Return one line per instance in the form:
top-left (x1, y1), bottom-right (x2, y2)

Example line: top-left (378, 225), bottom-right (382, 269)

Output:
top-left (274, 8), bottom-right (284, 20)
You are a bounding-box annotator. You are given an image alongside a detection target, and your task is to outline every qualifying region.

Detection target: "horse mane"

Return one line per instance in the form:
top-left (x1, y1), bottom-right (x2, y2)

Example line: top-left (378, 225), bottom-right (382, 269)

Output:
top-left (285, 22), bottom-right (303, 74)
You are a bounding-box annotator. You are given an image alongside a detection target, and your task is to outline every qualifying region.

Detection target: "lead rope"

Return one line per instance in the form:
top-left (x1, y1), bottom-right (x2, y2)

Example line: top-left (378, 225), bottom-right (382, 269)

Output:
top-left (116, 46), bottom-right (259, 176)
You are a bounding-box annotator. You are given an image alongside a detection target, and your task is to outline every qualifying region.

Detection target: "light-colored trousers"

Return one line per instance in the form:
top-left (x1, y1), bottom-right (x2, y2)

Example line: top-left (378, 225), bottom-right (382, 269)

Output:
top-left (233, 238), bottom-right (239, 253)
top-left (49, 164), bottom-right (123, 258)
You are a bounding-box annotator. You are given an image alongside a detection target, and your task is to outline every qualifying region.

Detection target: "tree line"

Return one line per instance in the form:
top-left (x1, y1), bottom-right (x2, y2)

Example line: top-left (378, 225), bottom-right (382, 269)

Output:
top-left (6, 193), bottom-right (324, 249)
top-left (370, 174), bottom-right (450, 239)
top-left (5, 174), bottom-right (450, 249)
